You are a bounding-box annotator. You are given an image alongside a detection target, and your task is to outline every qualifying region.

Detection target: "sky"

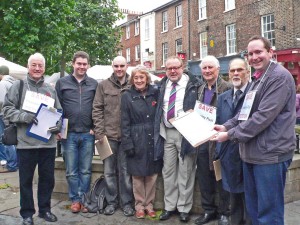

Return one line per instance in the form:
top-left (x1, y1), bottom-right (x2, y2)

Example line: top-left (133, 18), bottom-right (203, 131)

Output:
top-left (117, 0), bottom-right (171, 14)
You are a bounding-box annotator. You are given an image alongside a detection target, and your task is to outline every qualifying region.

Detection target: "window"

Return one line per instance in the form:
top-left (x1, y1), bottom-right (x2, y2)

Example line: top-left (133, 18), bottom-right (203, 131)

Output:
top-left (225, 0), bottom-right (235, 11)
top-left (126, 48), bottom-right (130, 63)
top-left (126, 25), bottom-right (130, 39)
top-left (135, 21), bottom-right (139, 36)
top-left (162, 42), bottom-right (168, 66)
top-left (162, 11), bottom-right (168, 32)
top-left (199, 32), bottom-right (208, 59)
top-left (261, 14), bottom-right (275, 47)
top-left (175, 39), bottom-right (183, 53)
top-left (135, 45), bottom-right (140, 60)
top-left (226, 24), bottom-right (236, 55)
top-left (144, 18), bottom-right (150, 40)
top-left (199, 0), bottom-right (207, 20)
top-left (175, 5), bottom-right (182, 27)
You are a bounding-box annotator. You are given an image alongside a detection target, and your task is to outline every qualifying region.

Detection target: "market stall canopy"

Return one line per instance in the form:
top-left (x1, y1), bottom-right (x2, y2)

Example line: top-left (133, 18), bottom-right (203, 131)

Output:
top-left (87, 65), bottom-right (162, 83)
top-left (0, 57), bottom-right (27, 80)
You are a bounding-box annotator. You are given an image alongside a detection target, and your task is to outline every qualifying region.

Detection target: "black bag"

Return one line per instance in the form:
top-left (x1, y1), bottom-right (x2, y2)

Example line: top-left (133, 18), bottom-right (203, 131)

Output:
top-left (2, 80), bottom-right (24, 146)
top-left (82, 175), bottom-right (107, 213)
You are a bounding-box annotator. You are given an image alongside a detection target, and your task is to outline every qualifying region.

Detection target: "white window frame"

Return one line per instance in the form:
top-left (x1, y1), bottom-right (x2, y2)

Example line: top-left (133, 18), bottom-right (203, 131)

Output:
top-left (126, 25), bottom-right (130, 39)
top-left (162, 42), bottom-right (168, 66)
top-left (135, 21), bottom-right (139, 36)
top-left (175, 38), bottom-right (183, 53)
top-left (126, 48), bottom-right (130, 63)
top-left (162, 11), bottom-right (168, 32)
top-left (198, 0), bottom-right (207, 20)
top-left (226, 23), bottom-right (236, 55)
top-left (144, 18), bottom-right (150, 40)
top-left (135, 45), bottom-right (140, 60)
top-left (225, 0), bottom-right (235, 11)
top-left (175, 5), bottom-right (182, 27)
top-left (261, 14), bottom-right (275, 47)
top-left (199, 32), bottom-right (208, 59)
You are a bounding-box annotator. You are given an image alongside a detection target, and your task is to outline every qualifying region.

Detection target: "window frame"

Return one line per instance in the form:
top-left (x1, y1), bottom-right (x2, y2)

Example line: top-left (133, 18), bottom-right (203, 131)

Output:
top-left (225, 0), bottom-right (235, 11)
top-left (135, 21), bottom-right (139, 36)
top-left (126, 25), bottom-right (130, 39)
top-left (175, 38), bottom-right (183, 53)
top-left (199, 32), bottom-right (208, 59)
top-left (226, 23), bottom-right (237, 55)
top-left (175, 4), bottom-right (182, 27)
top-left (162, 42), bottom-right (168, 66)
top-left (144, 18), bottom-right (150, 40)
top-left (261, 14), bottom-right (275, 47)
top-left (135, 45), bottom-right (140, 60)
top-left (126, 48), bottom-right (130, 63)
top-left (162, 11), bottom-right (168, 32)
top-left (198, 0), bottom-right (207, 20)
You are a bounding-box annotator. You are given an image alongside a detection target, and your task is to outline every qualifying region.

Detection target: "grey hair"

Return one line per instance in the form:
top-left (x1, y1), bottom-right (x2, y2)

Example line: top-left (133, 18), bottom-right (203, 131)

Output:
top-left (200, 55), bottom-right (220, 68)
top-left (28, 53), bottom-right (46, 66)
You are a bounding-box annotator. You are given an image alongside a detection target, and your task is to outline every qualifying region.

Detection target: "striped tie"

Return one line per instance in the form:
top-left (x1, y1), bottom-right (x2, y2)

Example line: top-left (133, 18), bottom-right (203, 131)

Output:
top-left (167, 82), bottom-right (177, 120)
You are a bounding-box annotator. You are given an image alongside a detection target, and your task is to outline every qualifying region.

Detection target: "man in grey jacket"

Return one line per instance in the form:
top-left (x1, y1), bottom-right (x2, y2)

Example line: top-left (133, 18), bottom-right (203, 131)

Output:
top-left (214, 36), bottom-right (295, 225)
top-left (3, 53), bottom-right (61, 225)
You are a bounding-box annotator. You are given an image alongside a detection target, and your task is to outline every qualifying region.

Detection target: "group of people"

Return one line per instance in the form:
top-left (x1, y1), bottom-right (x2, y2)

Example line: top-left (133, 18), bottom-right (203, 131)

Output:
top-left (1, 35), bottom-right (296, 225)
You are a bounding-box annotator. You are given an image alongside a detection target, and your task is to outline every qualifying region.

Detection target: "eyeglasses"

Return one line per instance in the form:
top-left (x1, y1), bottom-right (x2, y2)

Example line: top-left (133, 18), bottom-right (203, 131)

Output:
top-left (113, 65), bottom-right (125, 68)
top-left (229, 68), bottom-right (245, 73)
top-left (166, 66), bottom-right (182, 71)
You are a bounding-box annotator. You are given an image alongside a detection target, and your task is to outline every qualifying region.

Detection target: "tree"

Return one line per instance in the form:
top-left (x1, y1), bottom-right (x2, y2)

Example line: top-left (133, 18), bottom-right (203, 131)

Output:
top-left (0, 0), bottom-right (123, 75)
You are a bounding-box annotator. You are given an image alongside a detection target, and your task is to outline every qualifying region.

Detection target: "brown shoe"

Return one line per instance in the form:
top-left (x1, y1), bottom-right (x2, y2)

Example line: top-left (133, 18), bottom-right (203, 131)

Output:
top-left (71, 202), bottom-right (81, 213)
top-left (135, 209), bottom-right (145, 219)
top-left (81, 204), bottom-right (88, 213)
top-left (145, 209), bottom-right (156, 218)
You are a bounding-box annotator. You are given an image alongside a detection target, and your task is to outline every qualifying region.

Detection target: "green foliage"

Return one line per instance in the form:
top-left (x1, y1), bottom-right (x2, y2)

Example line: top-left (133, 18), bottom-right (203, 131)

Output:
top-left (0, 0), bottom-right (123, 75)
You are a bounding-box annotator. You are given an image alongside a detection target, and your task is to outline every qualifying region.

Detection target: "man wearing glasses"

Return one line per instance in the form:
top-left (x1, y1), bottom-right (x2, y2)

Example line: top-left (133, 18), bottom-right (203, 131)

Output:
top-left (154, 56), bottom-right (201, 222)
top-left (92, 56), bottom-right (134, 216)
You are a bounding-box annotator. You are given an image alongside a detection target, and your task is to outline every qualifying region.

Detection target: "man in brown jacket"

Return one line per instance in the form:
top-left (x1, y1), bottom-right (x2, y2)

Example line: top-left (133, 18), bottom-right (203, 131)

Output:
top-left (92, 56), bottom-right (134, 216)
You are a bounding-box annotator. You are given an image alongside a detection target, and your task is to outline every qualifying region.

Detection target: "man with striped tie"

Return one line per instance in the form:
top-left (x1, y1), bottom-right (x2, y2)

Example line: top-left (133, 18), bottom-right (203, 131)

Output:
top-left (154, 56), bottom-right (201, 223)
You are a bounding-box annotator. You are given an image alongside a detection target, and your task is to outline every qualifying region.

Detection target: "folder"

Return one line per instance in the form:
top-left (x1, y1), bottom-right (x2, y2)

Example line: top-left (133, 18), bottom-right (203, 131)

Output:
top-left (95, 135), bottom-right (113, 160)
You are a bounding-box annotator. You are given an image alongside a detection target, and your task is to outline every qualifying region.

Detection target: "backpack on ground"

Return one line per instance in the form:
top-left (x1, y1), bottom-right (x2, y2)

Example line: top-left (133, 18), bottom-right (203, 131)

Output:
top-left (82, 175), bottom-right (107, 213)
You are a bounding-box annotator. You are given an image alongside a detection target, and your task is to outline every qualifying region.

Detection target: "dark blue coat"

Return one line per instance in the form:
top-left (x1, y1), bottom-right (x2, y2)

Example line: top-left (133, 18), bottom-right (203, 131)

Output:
top-left (216, 83), bottom-right (250, 193)
top-left (153, 74), bottom-right (201, 161)
top-left (121, 85), bottom-right (162, 176)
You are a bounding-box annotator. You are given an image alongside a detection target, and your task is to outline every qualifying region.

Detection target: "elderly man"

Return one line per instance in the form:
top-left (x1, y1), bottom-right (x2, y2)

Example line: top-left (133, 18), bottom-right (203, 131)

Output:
top-left (3, 53), bottom-right (61, 225)
top-left (55, 51), bottom-right (98, 213)
top-left (216, 58), bottom-right (251, 225)
top-left (93, 56), bottom-right (134, 216)
top-left (154, 56), bottom-right (201, 223)
top-left (195, 55), bottom-right (232, 225)
top-left (214, 36), bottom-right (295, 225)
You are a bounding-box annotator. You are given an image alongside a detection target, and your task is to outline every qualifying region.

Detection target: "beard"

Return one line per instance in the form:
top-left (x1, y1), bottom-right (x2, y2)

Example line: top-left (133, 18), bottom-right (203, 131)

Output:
top-left (232, 79), bottom-right (242, 88)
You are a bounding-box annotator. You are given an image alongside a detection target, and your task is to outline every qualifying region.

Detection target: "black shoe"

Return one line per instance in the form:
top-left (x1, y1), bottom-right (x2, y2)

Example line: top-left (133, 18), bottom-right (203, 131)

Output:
top-left (104, 205), bottom-right (116, 215)
top-left (195, 212), bottom-right (217, 225)
top-left (179, 212), bottom-right (190, 222)
top-left (159, 210), bottom-right (174, 220)
top-left (22, 217), bottom-right (34, 225)
top-left (123, 205), bottom-right (135, 217)
top-left (38, 212), bottom-right (57, 222)
top-left (218, 215), bottom-right (229, 225)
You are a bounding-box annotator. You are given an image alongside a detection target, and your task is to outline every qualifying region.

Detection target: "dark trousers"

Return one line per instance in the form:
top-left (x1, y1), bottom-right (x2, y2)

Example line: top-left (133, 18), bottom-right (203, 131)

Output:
top-left (17, 148), bottom-right (56, 218)
top-left (196, 149), bottom-right (230, 215)
top-left (231, 192), bottom-right (252, 225)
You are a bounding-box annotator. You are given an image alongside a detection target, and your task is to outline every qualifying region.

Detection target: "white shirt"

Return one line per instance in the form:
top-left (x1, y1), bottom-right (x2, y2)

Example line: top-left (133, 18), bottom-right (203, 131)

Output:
top-left (163, 74), bottom-right (189, 127)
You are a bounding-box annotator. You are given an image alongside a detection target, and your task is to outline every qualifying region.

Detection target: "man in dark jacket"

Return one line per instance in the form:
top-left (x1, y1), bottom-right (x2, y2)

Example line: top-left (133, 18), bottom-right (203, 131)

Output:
top-left (154, 56), bottom-right (201, 223)
top-left (214, 36), bottom-right (295, 225)
top-left (55, 51), bottom-right (98, 213)
top-left (195, 55), bottom-right (232, 225)
top-left (216, 58), bottom-right (251, 225)
top-left (92, 56), bottom-right (134, 217)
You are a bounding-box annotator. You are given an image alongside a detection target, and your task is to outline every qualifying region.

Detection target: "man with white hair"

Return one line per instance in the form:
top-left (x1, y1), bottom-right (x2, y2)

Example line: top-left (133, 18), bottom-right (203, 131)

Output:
top-left (195, 55), bottom-right (232, 225)
top-left (3, 53), bottom-right (61, 225)
top-left (93, 56), bottom-right (134, 216)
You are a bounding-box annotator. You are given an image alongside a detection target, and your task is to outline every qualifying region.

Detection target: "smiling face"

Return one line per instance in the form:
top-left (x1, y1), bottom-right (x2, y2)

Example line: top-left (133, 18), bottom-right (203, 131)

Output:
top-left (247, 39), bottom-right (273, 72)
top-left (200, 61), bottom-right (219, 84)
top-left (28, 58), bottom-right (45, 81)
top-left (165, 58), bottom-right (183, 82)
top-left (112, 56), bottom-right (128, 79)
top-left (229, 59), bottom-right (250, 89)
top-left (133, 72), bottom-right (148, 91)
top-left (72, 57), bottom-right (89, 78)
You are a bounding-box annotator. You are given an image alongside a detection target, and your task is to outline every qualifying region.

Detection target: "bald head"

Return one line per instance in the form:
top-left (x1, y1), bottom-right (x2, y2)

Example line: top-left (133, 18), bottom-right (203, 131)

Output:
top-left (112, 56), bottom-right (128, 82)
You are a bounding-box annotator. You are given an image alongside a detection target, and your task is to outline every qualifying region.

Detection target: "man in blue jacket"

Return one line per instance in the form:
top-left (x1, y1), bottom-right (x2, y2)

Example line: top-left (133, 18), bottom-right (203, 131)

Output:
top-left (216, 58), bottom-right (251, 225)
top-left (55, 51), bottom-right (98, 213)
top-left (214, 36), bottom-right (295, 225)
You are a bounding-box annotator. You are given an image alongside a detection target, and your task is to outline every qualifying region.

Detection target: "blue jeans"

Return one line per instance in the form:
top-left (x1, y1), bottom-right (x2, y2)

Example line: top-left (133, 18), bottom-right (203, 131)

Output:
top-left (61, 132), bottom-right (95, 203)
top-left (243, 159), bottom-right (292, 225)
top-left (0, 116), bottom-right (18, 171)
top-left (104, 139), bottom-right (133, 208)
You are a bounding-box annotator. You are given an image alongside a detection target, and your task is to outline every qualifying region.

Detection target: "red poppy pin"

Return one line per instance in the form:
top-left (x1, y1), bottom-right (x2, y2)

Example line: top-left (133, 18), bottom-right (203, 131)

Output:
top-left (152, 101), bottom-right (157, 106)
top-left (45, 92), bottom-right (51, 97)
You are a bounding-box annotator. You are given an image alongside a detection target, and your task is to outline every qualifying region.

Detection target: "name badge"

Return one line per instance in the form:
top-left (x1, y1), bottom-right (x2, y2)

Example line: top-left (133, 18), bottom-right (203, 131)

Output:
top-left (194, 100), bottom-right (216, 124)
top-left (22, 90), bottom-right (55, 113)
top-left (238, 90), bottom-right (257, 121)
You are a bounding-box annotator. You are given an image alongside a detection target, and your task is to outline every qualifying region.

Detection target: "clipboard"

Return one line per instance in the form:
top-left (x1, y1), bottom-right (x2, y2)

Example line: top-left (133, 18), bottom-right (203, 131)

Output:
top-left (169, 109), bottom-right (218, 147)
top-left (95, 135), bottom-right (113, 160)
top-left (26, 103), bottom-right (62, 142)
